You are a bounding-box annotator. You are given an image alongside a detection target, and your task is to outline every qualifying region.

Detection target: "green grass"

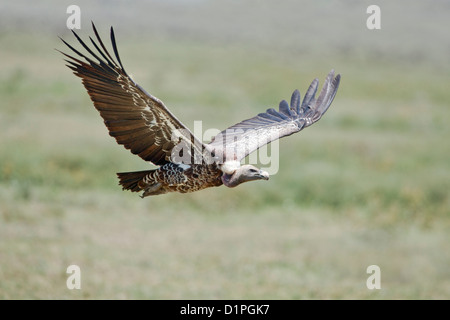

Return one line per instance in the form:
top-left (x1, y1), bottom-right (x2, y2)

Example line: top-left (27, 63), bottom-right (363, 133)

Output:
top-left (1, 24), bottom-right (449, 299)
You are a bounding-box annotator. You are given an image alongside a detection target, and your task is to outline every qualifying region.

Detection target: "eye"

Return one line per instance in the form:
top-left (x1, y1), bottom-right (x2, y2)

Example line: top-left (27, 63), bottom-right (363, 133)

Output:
top-left (250, 169), bottom-right (258, 173)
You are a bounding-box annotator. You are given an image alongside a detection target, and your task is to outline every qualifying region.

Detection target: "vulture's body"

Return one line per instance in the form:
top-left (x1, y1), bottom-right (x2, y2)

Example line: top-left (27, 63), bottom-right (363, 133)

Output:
top-left (117, 163), bottom-right (223, 197)
top-left (59, 24), bottom-right (340, 197)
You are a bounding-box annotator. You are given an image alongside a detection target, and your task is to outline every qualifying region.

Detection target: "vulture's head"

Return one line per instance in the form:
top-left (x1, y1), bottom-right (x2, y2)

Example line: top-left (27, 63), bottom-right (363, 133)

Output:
top-left (221, 164), bottom-right (269, 188)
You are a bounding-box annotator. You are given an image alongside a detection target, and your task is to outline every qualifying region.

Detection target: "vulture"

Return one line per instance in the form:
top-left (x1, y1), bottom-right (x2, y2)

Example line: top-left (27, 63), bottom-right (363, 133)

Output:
top-left (59, 23), bottom-right (341, 197)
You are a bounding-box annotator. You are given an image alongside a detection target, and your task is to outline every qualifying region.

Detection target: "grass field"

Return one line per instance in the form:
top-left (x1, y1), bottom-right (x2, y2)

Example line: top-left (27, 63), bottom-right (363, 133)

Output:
top-left (0, 1), bottom-right (449, 299)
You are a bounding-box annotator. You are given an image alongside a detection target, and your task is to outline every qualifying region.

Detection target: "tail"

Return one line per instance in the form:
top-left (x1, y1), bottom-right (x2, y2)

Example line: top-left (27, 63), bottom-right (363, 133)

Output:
top-left (116, 170), bottom-right (155, 192)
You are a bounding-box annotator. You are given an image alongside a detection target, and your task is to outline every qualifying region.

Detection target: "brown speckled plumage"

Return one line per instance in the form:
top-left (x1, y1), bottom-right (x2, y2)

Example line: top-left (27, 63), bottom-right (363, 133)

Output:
top-left (143, 163), bottom-right (222, 196)
top-left (117, 163), bottom-right (222, 196)
top-left (60, 23), bottom-right (340, 197)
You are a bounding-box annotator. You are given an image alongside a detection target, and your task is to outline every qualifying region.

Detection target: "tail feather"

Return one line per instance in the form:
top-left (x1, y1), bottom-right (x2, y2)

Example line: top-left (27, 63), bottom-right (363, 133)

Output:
top-left (116, 170), bottom-right (154, 192)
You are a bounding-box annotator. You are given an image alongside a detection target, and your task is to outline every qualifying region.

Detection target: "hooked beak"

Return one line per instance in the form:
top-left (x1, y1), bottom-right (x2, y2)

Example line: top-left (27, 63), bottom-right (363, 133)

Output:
top-left (258, 170), bottom-right (270, 180)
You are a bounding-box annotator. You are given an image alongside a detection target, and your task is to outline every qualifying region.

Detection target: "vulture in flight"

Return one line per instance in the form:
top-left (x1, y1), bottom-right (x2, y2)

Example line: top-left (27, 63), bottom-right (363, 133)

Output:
top-left (59, 23), bottom-right (340, 197)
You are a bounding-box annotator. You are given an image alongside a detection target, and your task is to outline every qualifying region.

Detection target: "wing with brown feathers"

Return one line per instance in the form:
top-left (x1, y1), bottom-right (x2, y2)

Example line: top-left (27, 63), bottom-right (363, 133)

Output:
top-left (208, 70), bottom-right (341, 162)
top-left (59, 23), bottom-right (207, 166)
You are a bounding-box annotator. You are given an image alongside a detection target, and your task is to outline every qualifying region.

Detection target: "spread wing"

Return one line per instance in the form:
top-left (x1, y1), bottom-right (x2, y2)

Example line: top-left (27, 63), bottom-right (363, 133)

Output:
top-left (59, 23), bottom-right (208, 166)
top-left (209, 70), bottom-right (341, 162)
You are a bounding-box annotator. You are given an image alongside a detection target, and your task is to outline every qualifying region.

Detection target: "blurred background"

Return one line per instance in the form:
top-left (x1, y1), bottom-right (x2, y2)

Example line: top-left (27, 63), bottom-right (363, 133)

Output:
top-left (0, 0), bottom-right (449, 299)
